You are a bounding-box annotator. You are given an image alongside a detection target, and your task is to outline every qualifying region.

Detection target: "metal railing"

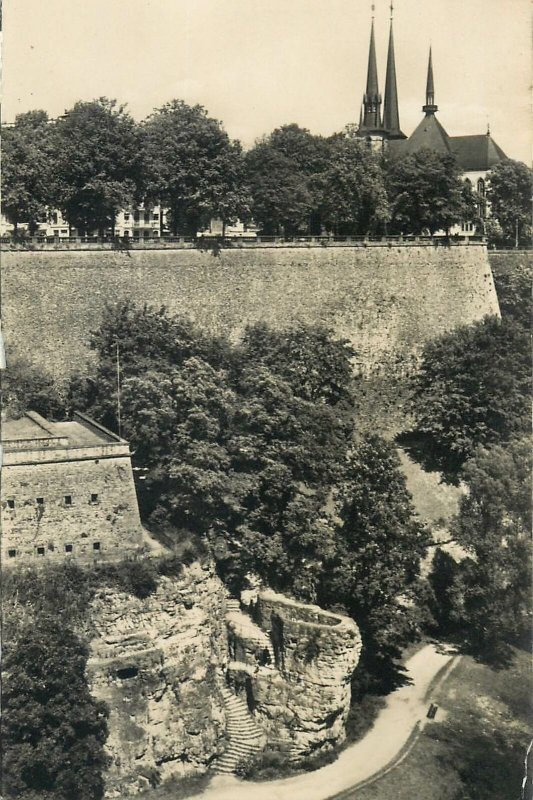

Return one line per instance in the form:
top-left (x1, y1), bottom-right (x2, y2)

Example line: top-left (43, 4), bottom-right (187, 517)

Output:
top-left (0, 234), bottom-right (490, 249)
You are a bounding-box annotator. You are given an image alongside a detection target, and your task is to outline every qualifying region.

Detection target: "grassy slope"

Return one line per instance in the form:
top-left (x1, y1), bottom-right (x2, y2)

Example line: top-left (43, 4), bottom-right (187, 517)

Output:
top-left (347, 648), bottom-right (531, 800)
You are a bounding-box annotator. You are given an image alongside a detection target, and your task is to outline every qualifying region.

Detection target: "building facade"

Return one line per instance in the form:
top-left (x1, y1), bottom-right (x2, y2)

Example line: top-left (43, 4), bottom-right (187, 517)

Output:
top-left (1, 411), bottom-right (144, 566)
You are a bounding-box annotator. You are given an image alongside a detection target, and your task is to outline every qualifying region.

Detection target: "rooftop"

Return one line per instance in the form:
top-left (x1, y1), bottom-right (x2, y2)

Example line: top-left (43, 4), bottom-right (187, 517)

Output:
top-left (1, 411), bottom-right (124, 452)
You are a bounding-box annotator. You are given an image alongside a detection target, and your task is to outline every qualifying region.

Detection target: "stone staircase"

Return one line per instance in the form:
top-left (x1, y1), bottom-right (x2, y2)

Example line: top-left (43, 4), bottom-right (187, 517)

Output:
top-left (226, 600), bottom-right (276, 669)
top-left (213, 686), bottom-right (265, 774)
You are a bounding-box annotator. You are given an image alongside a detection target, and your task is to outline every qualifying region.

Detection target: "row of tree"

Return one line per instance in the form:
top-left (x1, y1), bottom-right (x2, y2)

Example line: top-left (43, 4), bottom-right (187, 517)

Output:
top-left (3, 98), bottom-right (530, 241)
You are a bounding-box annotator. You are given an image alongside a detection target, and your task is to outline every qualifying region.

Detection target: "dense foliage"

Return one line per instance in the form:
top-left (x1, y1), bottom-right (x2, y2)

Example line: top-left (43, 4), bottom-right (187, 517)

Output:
top-left (1, 111), bottom-right (55, 234)
top-left (430, 436), bottom-right (531, 664)
top-left (405, 254), bottom-right (530, 481)
top-left (2, 99), bottom-right (498, 236)
top-left (140, 100), bottom-right (250, 235)
top-left (67, 303), bottom-right (429, 671)
top-left (404, 315), bottom-right (530, 479)
top-left (52, 99), bottom-right (142, 235)
top-left (385, 148), bottom-right (476, 235)
top-left (487, 159), bottom-right (532, 247)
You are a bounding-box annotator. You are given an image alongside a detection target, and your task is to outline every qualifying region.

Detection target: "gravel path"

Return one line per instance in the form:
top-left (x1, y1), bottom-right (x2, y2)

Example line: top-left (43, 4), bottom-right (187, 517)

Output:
top-left (194, 643), bottom-right (459, 800)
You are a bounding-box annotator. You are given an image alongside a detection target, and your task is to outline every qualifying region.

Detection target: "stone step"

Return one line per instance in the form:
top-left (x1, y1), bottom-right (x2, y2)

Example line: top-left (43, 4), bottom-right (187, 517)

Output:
top-left (213, 686), bottom-right (265, 774)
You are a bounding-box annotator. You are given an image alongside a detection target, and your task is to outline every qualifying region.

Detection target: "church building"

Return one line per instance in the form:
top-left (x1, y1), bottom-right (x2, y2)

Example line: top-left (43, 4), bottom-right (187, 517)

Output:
top-left (356, 7), bottom-right (508, 228)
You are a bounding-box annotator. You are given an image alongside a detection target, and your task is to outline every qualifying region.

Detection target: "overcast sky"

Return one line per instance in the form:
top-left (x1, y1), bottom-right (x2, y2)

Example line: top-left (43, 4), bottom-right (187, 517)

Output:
top-left (2, 0), bottom-right (531, 162)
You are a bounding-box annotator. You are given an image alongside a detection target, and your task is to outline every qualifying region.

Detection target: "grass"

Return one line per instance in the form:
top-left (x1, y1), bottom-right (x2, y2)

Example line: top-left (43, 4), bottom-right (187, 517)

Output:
top-left (342, 646), bottom-right (531, 800)
top-left (127, 771), bottom-right (211, 800)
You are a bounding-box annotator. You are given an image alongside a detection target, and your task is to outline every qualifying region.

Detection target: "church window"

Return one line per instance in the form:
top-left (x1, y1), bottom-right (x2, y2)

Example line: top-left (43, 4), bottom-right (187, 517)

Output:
top-left (64, 495), bottom-right (72, 506)
top-left (477, 178), bottom-right (485, 196)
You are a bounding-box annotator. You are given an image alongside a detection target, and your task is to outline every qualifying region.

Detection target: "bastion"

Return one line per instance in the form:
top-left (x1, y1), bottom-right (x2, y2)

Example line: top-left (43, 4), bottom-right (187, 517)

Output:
top-left (1, 244), bottom-right (499, 381)
top-left (0, 411), bottom-right (143, 565)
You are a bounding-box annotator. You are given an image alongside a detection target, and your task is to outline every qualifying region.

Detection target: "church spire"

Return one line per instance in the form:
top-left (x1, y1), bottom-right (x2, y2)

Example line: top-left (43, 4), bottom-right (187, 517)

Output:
top-left (383, 3), bottom-right (406, 139)
top-left (359, 6), bottom-right (384, 133)
top-left (423, 47), bottom-right (438, 115)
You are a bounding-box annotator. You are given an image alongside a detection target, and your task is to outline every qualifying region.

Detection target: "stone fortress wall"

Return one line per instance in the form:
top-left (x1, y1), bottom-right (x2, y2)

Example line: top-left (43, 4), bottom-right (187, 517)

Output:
top-left (2, 244), bottom-right (499, 381)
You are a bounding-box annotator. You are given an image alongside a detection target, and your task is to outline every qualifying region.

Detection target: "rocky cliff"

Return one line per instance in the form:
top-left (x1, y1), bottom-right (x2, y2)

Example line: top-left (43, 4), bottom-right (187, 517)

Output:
top-left (86, 563), bottom-right (229, 796)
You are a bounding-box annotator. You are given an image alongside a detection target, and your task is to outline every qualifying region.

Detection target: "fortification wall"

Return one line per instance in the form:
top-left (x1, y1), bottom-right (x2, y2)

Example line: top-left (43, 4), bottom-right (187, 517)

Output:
top-left (1, 455), bottom-right (143, 564)
top-left (2, 245), bottom-right (499, 380)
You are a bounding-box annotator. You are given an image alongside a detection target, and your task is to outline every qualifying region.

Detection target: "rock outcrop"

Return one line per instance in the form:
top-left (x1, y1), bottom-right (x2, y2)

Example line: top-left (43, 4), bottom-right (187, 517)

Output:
top-left (86, 563), bottom-right (229, 796)
top-left (226, 589), bottom-right (362, 761)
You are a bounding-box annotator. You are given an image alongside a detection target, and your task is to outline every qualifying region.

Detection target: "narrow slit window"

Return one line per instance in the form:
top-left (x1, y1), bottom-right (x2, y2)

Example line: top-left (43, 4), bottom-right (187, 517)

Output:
top-left (64, 495), bottom-right (72, 506)
top-left (65, 544), bottom-right (73, 553)
top-left (36, 546), bottom-right (45, 556)
top-left (8, 549), bottom-right (17, 558)
top-left (90, 493), bottom-right (99, 504)
top-left (7, 499), bottom-right (15, 509)
top-left (93, 542), bottom-right (101, 551)
top-left (36, 497), bottom-right (44, 506)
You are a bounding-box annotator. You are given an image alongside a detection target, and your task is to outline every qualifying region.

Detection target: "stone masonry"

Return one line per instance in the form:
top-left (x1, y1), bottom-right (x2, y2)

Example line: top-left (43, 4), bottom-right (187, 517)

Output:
top-left (1, 411), bottom-right (143, 565)
top-left (2, 244), bottom-right (500, 382)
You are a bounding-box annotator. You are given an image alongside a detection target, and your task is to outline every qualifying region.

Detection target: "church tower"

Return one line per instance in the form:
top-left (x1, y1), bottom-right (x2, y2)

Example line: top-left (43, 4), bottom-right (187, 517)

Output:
top-left (357, 7), bottom-right (388, 147)
top-left (382, 4), bottom-right (406, 139)
top-left (402, 47), bottom-right (451, 156)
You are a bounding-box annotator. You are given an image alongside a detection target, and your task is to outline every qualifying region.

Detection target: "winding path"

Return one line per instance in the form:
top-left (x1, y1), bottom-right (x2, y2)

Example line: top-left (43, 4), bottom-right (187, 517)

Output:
top-left (194, 643), bottom-right (460, 800)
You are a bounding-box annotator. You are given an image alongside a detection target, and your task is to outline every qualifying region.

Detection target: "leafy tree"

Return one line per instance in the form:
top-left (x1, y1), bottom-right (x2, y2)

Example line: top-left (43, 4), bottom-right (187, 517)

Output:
top-left (2, 618), bottom-right (109, 800)
top-left (73, 304), bottom-right (429, 675)
top-left (241, 322), bottom-right (356, 407)
top-left (487, 159), bottom-right (532, 246)
top-left (404, 315), bottom-right (530, 480)
top-left (245, 139), bottom-right (313, 236)
top-left (386, 149), bottom-right (475, 235)
top-left (1, 111), bottom-right (54, 234)
top-left (430, 437), bottom-right (531, 663)
top-left (319, 435), bottom-right (430, 678)
top-left (2, 357), bottom-right (66, 419)
top-left (140, 100), bottom-right (249, 235)
top-left (52, 98), bottom-right (141, 235)
top-left (320, 136), bottom-right (390, 236)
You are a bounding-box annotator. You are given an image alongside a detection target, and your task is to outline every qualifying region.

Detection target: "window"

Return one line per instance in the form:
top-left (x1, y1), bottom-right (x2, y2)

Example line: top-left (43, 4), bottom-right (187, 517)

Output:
top-left (8, 549), bottom-right (16, 558)
top-left (144, 212), bottom-right (150, 223)
top-left (64, 495), bottom-right (72, 506)
top-left (52, 212), bottom-right (58, 224)
top-left (36, 497), bottom-right (44, 505)
top-left (153, 213), bottom-right (159, 220)
top-left (65, 544), bottom-right (73, 553)
top-left (36, 546), bottom-right (45, 556)
top-left (124, 213), bottom-right (130, 221)
top-left (7, 499), bottom-right (15, 509)
top-left (123, 230), bottom-right (130, 237)
top-left (133, 210), bottom-right (140, 222)
top-left (477, 178), bottom-right (485, 197)
top-left (93, 542), bottom-right (101, 551)
top-left (61, 229), bottom-right (68, 234)
top-left (90, 493), bottom-right (99, 504)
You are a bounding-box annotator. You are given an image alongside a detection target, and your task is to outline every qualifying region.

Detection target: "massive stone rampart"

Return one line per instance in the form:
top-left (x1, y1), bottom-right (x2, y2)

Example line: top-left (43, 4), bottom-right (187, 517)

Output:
top-left (2, 244), bottom-right (499, 379)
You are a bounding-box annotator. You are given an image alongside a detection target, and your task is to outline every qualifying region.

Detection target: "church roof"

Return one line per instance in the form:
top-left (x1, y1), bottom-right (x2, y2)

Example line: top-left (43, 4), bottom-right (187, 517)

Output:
top-left (450, 134), bottom-right (507, 171)
top-left (401, 113), bottom-right (452, 156)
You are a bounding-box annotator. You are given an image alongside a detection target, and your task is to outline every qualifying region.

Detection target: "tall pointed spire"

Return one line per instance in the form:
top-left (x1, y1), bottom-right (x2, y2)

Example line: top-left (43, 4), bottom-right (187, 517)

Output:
top-left (358, 5), bottom-right (385, 136)
top-left (423, 47), bottom-right (438, 115)
top-left (383, 3), bottom-right (406, 139)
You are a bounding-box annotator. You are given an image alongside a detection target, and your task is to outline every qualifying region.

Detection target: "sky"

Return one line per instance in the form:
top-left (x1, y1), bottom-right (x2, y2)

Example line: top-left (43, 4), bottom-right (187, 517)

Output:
top-left (2, 0), bottom-right (531, 162)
